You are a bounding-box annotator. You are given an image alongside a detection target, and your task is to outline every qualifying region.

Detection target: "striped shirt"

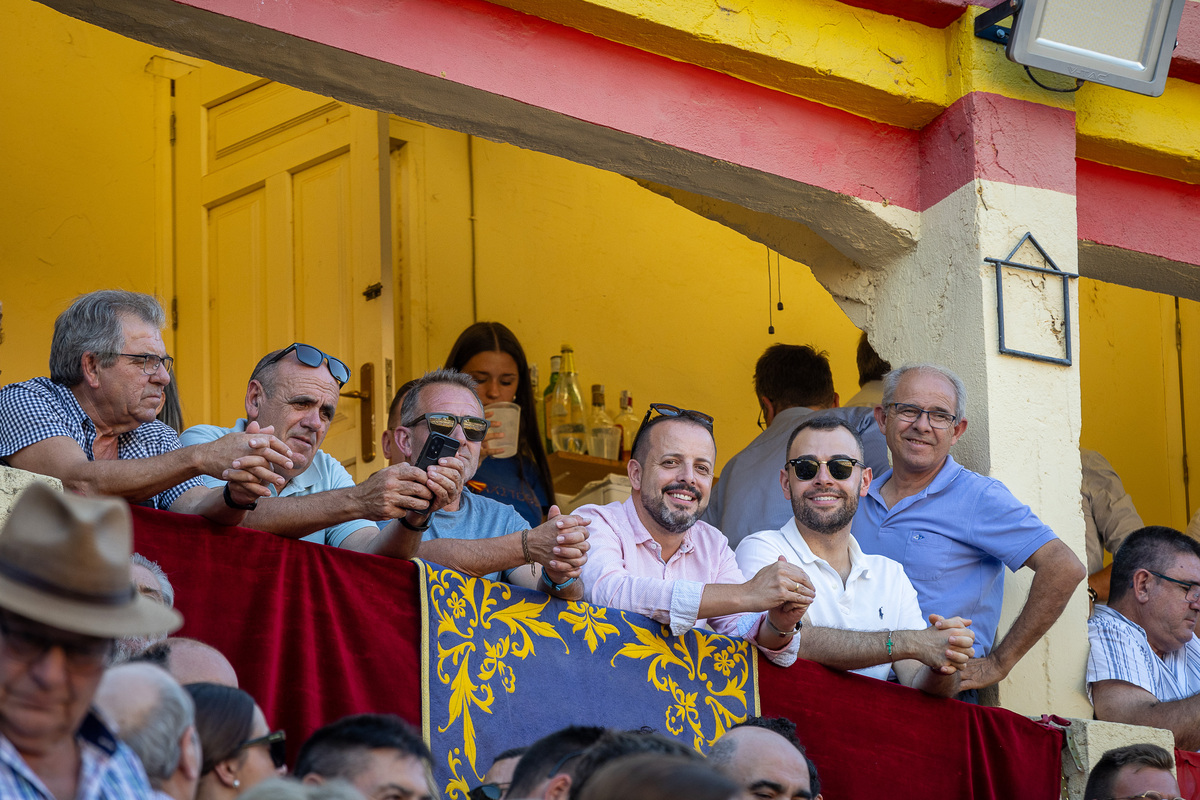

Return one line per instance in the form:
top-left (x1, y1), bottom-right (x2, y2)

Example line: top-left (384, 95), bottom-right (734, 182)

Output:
top-left (0, 377), bottom-right (201, 509)
top-left (1086, 603), bottom-right (1200, 704)
top-left (0, 711), bottom-right (155, 799)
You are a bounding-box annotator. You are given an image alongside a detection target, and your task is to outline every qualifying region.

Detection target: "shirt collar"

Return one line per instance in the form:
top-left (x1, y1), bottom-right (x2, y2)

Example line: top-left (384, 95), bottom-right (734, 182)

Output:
top-left (782, 517), bottom-right (871, 578)
top-left (622, 497), bottom-right (696, 554)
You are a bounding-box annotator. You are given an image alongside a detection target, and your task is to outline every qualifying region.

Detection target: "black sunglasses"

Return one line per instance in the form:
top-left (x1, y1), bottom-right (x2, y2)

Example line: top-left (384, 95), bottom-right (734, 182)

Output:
top-left (787, 456), bottom-right (864, 481)
top-left (468, 784), bottom-right (503, 800)
top-left (267, 343), bottom-right (351, 387)
top-left (629, 403), bottom-right (715, 456)
top-left (412, 412), bottom-right (491, 443)
top-left (240, 730), bottom-right (287, 770)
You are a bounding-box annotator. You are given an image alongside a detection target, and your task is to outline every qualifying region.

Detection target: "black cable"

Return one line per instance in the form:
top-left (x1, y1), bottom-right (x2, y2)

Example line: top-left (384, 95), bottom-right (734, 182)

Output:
top-left (1024, 65), bottom-right (1083, 93)
top-left (767, 247), bottom-right (775, 335)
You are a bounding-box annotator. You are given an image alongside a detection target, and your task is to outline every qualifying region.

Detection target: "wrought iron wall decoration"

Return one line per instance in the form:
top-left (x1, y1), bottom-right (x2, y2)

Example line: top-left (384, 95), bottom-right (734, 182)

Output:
top-left (986, 232), bottom-right (1079, 366)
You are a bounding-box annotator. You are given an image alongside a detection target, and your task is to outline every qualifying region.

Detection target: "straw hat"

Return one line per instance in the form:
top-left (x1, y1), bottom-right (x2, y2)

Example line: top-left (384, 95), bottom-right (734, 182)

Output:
top-left (0, 483), bottom-right (182, 637)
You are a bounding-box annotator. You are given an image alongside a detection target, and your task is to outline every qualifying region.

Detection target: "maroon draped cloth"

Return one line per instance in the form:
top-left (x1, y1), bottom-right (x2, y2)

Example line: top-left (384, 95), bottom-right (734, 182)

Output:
top-left (132, 507), bottom-right (1063, 798)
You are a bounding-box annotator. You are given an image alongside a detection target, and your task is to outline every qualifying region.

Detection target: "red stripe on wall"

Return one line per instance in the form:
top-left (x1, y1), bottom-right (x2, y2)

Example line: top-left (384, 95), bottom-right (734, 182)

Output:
top-left (919, 92), bottom-right (1077, 210)
top-left (1171, 1), bottom-right (1200, 85)
top-left (834, 0), bottom-right (971, 29)
top-left (1078, 159), bottom-right (1200, 267)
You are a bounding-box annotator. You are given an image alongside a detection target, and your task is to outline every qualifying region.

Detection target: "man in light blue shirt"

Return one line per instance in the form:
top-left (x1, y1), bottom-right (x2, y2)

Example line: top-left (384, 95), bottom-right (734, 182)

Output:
top-left (182, 344), bottom-right (463, 557)
top-left (851, 363), bottom-right (1085, 696)
top-left (703, 344), bottom-right (889, 549)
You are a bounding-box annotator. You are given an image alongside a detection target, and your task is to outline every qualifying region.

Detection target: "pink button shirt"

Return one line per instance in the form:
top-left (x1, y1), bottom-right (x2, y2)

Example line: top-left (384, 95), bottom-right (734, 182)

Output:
top-left (578, 497), bottom-right (799, 665)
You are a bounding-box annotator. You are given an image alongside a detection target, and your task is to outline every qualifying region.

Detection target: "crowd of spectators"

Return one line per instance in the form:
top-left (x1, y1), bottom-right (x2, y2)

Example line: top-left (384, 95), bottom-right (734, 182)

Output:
top-left (0, 289), bottom-right (1193, 799)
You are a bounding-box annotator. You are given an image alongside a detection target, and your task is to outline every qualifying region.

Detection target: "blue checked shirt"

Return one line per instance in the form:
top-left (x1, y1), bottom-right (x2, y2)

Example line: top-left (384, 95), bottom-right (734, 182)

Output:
top-left (1087, 603), bottom-right (1200, 705)
top-left (0, 711), bottom-right (155, 799)
top-left (0, 377), bottom-right (201, 509)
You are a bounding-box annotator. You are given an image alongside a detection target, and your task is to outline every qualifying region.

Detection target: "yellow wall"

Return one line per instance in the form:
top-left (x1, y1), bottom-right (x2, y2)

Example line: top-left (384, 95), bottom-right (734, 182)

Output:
top-left (0, 0), bottom-right (167, 381)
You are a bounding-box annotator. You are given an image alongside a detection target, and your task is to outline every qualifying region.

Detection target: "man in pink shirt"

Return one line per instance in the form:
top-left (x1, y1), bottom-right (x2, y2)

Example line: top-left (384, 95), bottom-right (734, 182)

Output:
top-left (578, 404), bottom-right (813, 665)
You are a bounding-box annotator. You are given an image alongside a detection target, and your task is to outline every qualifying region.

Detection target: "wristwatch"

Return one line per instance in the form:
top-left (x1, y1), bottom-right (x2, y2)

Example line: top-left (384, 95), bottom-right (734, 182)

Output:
top-left (222, 482), bottom-right (258, 511)
top-left (764, 615), bottom-right (803, 637)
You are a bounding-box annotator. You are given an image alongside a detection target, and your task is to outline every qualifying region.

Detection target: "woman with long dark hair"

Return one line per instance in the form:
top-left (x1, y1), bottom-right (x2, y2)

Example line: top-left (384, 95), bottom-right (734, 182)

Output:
top-left (186, 683), bottom-right (287, 799)
top-left (445, 322), bottom-right (554, 526)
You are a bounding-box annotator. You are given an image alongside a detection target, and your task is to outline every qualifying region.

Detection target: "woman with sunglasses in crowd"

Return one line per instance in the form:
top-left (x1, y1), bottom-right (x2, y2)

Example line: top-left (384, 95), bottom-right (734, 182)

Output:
top-left (187, 683), bottom-right (288, 799)
top-left (444, 322), bottom-right (554, 527)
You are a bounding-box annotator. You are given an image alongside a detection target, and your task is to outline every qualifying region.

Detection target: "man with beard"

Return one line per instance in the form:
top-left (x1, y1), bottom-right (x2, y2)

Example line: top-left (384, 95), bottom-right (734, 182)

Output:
top-left (736, 417), bottom-right (973, 695)
top-left (579, 405), bottom-right (813, 664)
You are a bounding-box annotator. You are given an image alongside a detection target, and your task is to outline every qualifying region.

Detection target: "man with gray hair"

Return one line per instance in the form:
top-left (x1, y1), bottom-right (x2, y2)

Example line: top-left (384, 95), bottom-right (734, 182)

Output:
top-left (181, 345), bottom-right (462, 555)
top-left (0, 290), bottom-right (292, 524)
top-left (380, 369), bottom-right (590, 598)
top-left (95, 663), bottom-right (202, 800)
top-left (851, 363), bottom-right (1085, 698)
top-left (112, 553), bottom-right (177, 664)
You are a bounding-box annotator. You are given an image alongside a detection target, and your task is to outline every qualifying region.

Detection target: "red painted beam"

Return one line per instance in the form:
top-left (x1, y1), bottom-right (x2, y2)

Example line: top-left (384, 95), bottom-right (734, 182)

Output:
top-left (1170, 1), bottom-right (1200, 85)
top-left (1078, 159), bottom-right (1200, 268)
top-left (834, 0), bottom-right (972, 29)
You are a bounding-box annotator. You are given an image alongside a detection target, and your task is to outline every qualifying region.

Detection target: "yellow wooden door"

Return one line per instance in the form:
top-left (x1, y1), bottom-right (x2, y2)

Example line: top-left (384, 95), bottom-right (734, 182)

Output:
top-left (173, 64), bottom-right (391, 481)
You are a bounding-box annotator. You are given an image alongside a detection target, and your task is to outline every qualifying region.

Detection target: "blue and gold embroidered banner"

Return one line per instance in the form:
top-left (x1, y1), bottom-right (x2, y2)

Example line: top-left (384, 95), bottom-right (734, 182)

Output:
top-left (417, 560), bottom-right (760, 799)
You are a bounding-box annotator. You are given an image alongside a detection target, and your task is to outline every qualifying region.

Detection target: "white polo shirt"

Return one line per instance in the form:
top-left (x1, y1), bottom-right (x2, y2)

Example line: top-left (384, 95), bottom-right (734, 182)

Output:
top-left (736, 518), bottom-right (926, 681)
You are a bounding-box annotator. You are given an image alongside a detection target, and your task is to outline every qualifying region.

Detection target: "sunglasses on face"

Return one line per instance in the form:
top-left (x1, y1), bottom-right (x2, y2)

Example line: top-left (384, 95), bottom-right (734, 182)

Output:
top-left (413, 412), bottom-right (490, 442)
top-left (787, 456), bottom-right (864, 481)
top-left (267, 343), bottom-right (351, 387)
top-left (240, 730), bottom-right (287, 770)
top-left (468, 784), bottom-right (503, 800)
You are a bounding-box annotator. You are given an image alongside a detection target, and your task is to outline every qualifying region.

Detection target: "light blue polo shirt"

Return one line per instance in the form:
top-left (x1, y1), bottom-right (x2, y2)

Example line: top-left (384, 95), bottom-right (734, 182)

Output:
top-left (181, 419), bottom-right (372, 546)
top-left (851, 454), bottom-right (1057, 657)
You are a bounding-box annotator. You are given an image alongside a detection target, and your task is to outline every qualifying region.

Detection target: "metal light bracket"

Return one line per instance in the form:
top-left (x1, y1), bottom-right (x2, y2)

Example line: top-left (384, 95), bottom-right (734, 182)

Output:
top-left (986, 232), bottom-right (1079, 366)
top-left (974, 0), bottom-right (1021, 46)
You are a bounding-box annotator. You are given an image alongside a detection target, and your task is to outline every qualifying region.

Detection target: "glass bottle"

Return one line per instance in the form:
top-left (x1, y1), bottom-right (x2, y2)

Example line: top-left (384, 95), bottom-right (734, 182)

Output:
top-left (548, 345), bottom-right (586, 454)
top-left (587, 384), bottom-right (619, 460)
top-left (614, 391), bottom-right (640, 460)
top-left (530, 363), bottom-right (542, 449)
top-left (543, 355), bottom-right (561, 452)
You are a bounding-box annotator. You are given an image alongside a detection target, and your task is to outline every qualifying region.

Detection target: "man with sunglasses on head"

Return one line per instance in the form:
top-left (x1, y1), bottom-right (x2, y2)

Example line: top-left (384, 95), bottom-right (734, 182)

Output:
top-left (736, 416), bottom-right (975, 696)
top-left (579, 404), bottom-right (814, 664)
top-left (181, 345), bottom-right (459, 556)
top-left (0, 290), bottom-right (293, 526)
top-left (702, 344), bottom-right (889, 550)
top-left (851, 364), bottom-right (1084, 700)
top-left (379, 369), bottom-right (589, 598)
top-left (1088, 527), bottom-right (1200, 750)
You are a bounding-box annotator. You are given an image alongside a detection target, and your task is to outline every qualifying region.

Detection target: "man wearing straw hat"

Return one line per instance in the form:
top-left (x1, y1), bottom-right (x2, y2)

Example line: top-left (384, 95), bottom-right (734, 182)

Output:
top-left (0, 482), bottom-right (182, 799)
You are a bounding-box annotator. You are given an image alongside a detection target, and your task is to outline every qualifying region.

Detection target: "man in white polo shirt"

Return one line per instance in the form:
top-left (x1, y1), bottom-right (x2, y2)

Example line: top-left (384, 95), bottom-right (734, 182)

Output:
top-left (735, 415), bottom-right (974, 696)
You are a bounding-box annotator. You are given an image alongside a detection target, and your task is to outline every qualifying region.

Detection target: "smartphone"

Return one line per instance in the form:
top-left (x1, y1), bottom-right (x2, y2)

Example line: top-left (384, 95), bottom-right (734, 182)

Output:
top-left (415, 432), bottom-right (460, 471)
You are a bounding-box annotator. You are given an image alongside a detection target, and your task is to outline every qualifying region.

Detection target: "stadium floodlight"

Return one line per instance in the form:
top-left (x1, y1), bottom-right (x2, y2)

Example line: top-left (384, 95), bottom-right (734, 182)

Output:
top-left (975, 0), bottom-right (1185, 97)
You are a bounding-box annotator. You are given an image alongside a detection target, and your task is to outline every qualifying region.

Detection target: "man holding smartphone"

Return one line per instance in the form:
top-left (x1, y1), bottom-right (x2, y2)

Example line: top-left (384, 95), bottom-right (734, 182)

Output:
top-left (181, 344), bottom-right (460, 558)
top-left (381, 369), bottom-right (589, 600)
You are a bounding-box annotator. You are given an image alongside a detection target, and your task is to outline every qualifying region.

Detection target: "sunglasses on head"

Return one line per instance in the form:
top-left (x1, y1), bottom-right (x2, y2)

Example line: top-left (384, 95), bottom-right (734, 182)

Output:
top-left (413, 412), bottom-right (490, 442)
top-left (630, 403), bottom-right (715, 455)
top-left (787, 456), bottom-right (864, 481)
top-left (267, 343), bottom-right (351, 387)
top-left (240, 730), bottom-right (287, 770)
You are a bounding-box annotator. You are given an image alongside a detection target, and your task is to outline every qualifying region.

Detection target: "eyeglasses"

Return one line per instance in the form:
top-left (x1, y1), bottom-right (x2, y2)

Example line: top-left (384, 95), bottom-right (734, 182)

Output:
top-left (630, 403), bottom-right (715, 456)
top-left (787, 456), bottom-right (864, 481)
top-left (1103, 793), bottom-right (1186, 800)
top-left (105, 352), bottom-right (174, 375)
top-left (1146, 570), bottom-right (1200, 603)
top-left (468, 784), bottom-right (503, 800)
top-left (0, 612), bottom-right (112, 671)
top-left (412, 412), bottom-right (490, 442)
top-left (240, 730), bottom-right (287, 770)
top-left (886, 402), bottom-right (958, 429)
top-left (546, 749), bottom-right (586, 778)
top-left (267, 343), bottom-right (351, 387)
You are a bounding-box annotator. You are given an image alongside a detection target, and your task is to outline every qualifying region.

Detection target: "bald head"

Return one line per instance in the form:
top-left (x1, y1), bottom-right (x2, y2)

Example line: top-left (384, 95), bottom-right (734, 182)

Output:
top-left (710, 726), bottom-right (817, 800)
top-left (165, 637), bottom-right (239, 687)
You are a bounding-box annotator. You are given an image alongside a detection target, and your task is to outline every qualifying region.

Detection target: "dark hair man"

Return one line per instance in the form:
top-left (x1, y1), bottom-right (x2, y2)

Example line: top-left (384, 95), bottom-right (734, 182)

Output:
top-left (709, 716), bottom-right (821, 800)
top-left (1088, 527), bottom-right (1200, 749)
top-left (294, 713), bottom-right (434, 800)
top-left (0, 482), bottom-right (183, 798)
top-left (95, 663), bottom-right (202, 800)
top-left (579, 405), bottom-right (813, 665)
top-left (851, 364), bottom-right (1084, 699)
top-left (181, 346), bottom-right (459, 557)
top-left (379, 369), bottom-right (589, 599)
top-left (506, 726), bottom-right (606, 800)
top-left (1083, 744), bottom-right (1180, 800)
top-left (736, 416), bottom-right (974, 696)
top-left (843, 332), bottom-right (891, 409)
top-left (567, 728), bottom-right (698, 800)
top-left (0, 290), bottom-right (293, 525)
top-left (703, 343), bottom-right (888, 548)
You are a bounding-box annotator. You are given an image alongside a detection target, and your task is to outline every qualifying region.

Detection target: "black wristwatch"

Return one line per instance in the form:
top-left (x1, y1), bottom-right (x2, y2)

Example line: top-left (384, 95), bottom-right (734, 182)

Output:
top-left (222, 482), bottom-right (258, 511)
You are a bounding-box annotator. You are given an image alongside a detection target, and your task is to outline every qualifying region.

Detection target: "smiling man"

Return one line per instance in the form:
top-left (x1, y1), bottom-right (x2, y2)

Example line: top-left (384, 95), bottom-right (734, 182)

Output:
top-left (1088, 527), bottom-right (1200, 750)
top-left (736, 416), bottom-right (973, 696)
top-left (579, 405), bottom-right (813, 664)
top-left (850, 364), bottom-right (1085, 700)
top-left (0, 290), bottom-right (292, 525)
